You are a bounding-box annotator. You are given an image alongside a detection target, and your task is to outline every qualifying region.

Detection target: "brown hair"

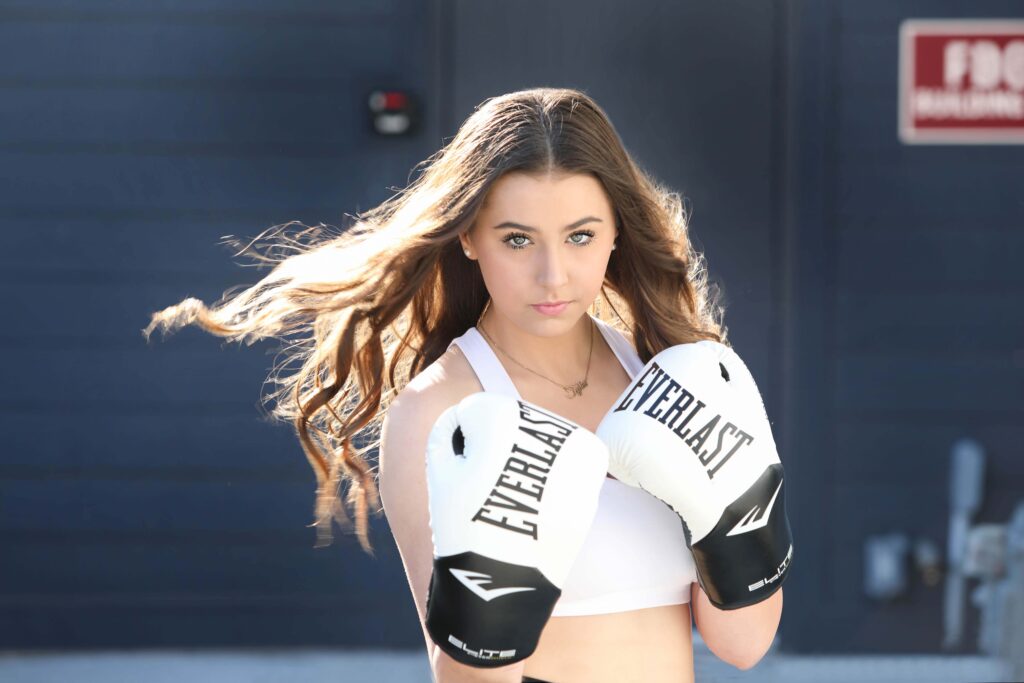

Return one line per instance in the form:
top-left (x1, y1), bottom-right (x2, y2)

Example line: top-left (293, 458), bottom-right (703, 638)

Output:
top-left (141, 86), bottom-right (726, 556)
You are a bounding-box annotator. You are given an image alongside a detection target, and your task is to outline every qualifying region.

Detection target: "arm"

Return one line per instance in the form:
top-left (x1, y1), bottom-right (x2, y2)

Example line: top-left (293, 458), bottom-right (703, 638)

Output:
top-left (378, 388), bottom-right (526, 683)
top-left (691, 583), bottom-right (782, 670)
top-left (596, 341), bottom-right (792, 668)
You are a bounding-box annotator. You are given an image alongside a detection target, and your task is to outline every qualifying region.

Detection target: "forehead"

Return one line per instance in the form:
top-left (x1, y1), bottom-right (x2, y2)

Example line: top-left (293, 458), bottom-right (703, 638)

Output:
top-left (481, 171), bottom-right (611, 214)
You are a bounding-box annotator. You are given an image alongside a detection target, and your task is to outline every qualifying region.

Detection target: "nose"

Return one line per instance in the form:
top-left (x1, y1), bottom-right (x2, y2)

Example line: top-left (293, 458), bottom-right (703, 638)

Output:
top-left (535, 244), bottom-right (569, 290)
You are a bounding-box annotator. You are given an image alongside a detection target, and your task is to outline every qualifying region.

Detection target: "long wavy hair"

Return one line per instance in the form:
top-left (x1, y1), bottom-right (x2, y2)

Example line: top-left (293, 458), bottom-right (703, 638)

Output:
top-left (142, 86), bottom-right (726, 556)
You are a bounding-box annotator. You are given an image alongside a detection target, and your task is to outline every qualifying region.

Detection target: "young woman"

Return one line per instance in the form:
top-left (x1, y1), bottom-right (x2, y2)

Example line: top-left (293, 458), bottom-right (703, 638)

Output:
top-left (144, 87), bottom-right (783, 682)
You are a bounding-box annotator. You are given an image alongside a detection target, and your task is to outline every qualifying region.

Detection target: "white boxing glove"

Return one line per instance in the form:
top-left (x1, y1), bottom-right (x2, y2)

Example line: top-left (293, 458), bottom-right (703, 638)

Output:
top-left (425, 392), bottom-right (609, 667)
top-left (596, 341), bottom-right (793, 610)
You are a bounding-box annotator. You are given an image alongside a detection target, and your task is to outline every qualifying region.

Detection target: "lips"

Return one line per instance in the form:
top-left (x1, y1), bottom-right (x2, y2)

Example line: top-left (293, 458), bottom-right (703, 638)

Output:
top-left (531, 301), bottom-right (571, 315)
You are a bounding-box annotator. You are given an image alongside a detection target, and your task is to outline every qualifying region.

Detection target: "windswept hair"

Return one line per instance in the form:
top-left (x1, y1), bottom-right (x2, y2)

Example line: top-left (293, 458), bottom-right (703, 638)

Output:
top-left (142, 86), bottom-right (726, 556)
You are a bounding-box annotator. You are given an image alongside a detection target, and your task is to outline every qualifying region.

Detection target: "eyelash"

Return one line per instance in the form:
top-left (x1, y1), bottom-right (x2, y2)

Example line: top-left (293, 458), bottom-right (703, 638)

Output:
top-left (501, 230), bottom-right (597, 250)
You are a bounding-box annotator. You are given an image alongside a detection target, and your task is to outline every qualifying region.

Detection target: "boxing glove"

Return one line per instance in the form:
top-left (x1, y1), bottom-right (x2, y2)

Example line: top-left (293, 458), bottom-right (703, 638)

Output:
top-left (596, 341), bottom-right (793, 610)
top-left (424, 392), bottom-right (609, 668)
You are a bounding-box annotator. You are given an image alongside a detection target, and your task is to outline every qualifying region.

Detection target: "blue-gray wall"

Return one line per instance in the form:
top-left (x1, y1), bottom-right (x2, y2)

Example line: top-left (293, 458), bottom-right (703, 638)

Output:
top-left (1, 0), bottom-right (438, 649)
top-left (1, 0), bottom-right (1021, 655)
top-left (785, 0), bottom-right (1024, 652)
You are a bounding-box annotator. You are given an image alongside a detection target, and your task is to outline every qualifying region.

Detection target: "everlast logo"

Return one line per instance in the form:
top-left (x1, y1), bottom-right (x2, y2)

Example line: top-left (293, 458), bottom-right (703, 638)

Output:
top-left (471, 401), bottom-right (575, 539)
top-left (748, 542), bottom-right (792, 593)
top-left (610, 361), bottom-right (754, 479)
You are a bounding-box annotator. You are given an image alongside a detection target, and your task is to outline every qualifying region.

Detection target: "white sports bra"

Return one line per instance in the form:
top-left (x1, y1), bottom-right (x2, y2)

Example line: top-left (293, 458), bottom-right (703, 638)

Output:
top-left (447, 314), bottom-right (698, 616)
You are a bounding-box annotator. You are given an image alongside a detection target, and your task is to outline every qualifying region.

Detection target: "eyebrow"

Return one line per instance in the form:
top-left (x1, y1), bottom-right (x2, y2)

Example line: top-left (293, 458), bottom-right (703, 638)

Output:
top-left (491, 216), bottom-right (603, 232)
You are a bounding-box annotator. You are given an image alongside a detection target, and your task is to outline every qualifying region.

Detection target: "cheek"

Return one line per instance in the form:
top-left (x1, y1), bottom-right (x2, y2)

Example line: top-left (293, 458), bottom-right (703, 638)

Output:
top-left (476, 250), bottom-right (522, 296)
top-left (581, 245), bottom-right (613, 276)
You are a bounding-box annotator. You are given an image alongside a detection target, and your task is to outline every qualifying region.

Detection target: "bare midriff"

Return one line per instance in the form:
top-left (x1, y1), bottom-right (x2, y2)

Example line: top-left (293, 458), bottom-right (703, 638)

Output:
top-left (523, 602), bottom-right (695, 683)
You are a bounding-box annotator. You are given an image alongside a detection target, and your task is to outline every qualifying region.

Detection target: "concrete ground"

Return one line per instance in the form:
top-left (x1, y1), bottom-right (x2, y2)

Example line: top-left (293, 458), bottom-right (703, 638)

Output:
top-left (0, 640), bottom-right (1015, 683)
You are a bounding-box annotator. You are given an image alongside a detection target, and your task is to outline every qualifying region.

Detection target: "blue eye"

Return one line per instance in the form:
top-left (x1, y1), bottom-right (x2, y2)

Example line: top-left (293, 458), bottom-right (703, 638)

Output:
top-left (502, 230), bottom-right (596, 250)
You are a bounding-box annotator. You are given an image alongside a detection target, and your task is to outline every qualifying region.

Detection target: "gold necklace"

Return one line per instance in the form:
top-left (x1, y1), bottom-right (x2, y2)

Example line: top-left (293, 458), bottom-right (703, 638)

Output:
top-left (478, 314), bottom-right (594, 399)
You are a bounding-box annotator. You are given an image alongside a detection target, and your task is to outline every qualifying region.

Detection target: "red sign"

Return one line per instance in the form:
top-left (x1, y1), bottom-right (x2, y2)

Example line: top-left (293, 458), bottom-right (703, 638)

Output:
top-left (899, 20), bottom-right (1024, 144)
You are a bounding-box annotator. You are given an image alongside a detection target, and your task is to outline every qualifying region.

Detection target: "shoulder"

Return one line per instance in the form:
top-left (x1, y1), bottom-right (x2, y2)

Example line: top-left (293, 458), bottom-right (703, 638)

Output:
top-left (394, 340), bottom-right (481, 418)
top-left (378, 341), bottom-right (481, 498)
top-left (595, 316), bottom-right (636, 350)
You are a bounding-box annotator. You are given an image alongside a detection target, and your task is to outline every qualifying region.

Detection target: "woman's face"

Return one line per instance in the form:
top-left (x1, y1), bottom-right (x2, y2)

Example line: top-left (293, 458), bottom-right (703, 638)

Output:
top-left (460, 170), bottom-right (617, 333)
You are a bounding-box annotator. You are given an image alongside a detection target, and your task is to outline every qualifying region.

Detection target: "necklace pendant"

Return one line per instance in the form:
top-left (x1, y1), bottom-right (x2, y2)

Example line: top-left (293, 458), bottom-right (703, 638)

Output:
top-left (565, 378), bottom-right (588, 398)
